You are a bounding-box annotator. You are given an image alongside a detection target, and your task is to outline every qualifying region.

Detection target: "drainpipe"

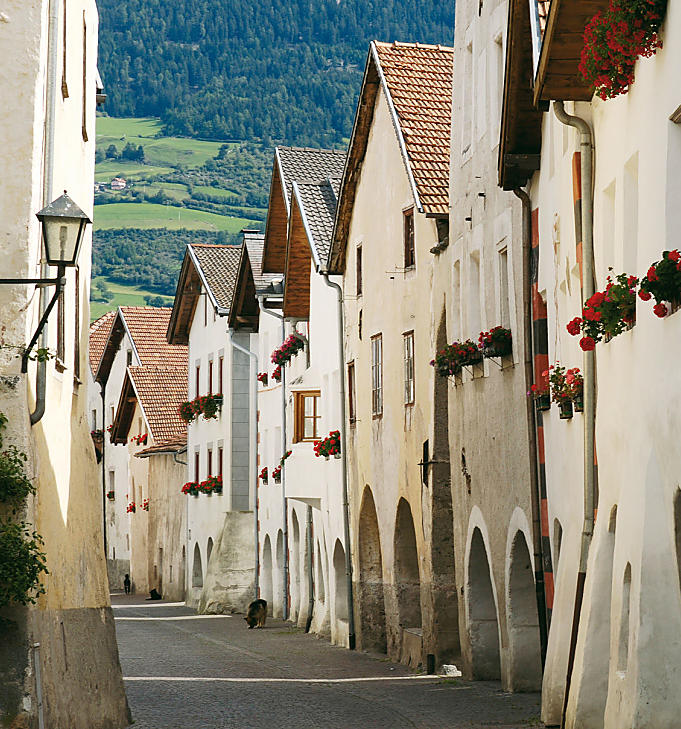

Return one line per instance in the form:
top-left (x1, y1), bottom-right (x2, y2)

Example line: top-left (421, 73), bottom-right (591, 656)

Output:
top-left (173, 444), bottom-right (189, 600)
top-left (513, 186), bottom-right (549, 666)
top-left (305, 504), bottom-right (314, 632)
top-left (101, 382), bottom-right (107, 558)
top-left (257, 296), bottom-right (289, 620)
top-left (319, 273), bottom-right (356, 651)
top-left (31, 0), bottom-right (61, 425)
top-left (552, 100), bottom-right (595, 728)
top-left (228, 329), bottom-right (260, 599)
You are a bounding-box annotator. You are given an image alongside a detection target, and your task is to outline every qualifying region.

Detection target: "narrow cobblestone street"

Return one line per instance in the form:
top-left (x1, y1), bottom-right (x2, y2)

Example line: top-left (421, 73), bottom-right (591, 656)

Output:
top-left (112, 595), bottom-right (542, 729)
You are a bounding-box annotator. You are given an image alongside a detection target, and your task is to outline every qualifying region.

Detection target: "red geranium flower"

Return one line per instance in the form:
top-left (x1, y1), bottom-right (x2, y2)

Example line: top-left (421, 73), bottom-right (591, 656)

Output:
top-left (638, 289), bottom-right (652, 301)
top-left (653, 302), bottom-right (668, 318)
top-left (668, 249), bottom-right (680, 263)
top-left (566, 317), bottom-right (582, 336)
top-left (647, 265), bottom-right (659, 282)
top-left (579, 336), bottom-right (596, 352)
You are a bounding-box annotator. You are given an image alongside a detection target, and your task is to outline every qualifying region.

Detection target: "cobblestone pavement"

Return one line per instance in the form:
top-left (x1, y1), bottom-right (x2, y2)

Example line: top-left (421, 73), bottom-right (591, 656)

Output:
top-left (112, 594), bottom-right (542, 729)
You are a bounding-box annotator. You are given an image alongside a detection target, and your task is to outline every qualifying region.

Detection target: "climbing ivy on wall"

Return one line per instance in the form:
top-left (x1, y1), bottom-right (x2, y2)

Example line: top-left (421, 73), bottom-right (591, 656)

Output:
top-left (0, 412), bottom-right (48, 608)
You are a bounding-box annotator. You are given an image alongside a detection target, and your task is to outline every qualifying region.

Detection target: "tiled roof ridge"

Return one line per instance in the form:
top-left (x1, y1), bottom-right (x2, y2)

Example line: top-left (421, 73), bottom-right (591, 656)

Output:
top-left (120, 305), bottom-right (173, 313)
top-left (90, 310), bottom-right (116, 331)
top-left (189, 243), bottom-right (240, 249)
top-left (374, 40), bottom-right (454, 52)
top-left (278, 145), bottom-right (346, 155)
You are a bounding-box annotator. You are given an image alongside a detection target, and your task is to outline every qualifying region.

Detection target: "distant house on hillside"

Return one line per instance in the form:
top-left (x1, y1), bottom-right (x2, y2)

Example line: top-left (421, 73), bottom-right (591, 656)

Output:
top-left (110, 177), bottom-right (127, 190)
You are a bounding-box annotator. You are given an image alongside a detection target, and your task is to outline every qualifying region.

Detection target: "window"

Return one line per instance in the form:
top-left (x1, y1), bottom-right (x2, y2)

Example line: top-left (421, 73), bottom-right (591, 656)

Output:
top-left (81, 13), bottom-right (88, 141)
top-left (195, 365), bottom-right (201, 398)
top-left (469, 251), bottom-right (481, 337)
top-left (126, 349), bottom-right (132, 366)
top-left (207, 449), bottom-right (213, 477)
top-left (218, 356), bottom-right (224, 394)
top-left (404, 209), bottom-right (415, 269)
top-left (294, 391), bottom-right (321, 442)
top-left (356, 245), bottom-right (363, 296)
top-left (218, 447), bottom-right (223, 478)
top-left (204, 295), bottom-right (207, 327)
top-left (208, 360), bottom-right (213, 395)
top-left (73, 267), bottom-right (80, 381)
top-left (347, 362), bottom-right (356, 425)
top-left (371, 334), bottom-right (383, 417)
top-left (403, 331), bottom-right (415, 405)
top-left (108, 470), bottom-right (115, 496)
top-left (499, 247), bottom-right (510, 329)
top-left (194, 451), bottom-right (200, 483)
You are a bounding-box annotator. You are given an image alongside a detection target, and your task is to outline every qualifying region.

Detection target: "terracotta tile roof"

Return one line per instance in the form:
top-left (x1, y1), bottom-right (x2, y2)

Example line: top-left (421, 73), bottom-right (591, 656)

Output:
top-left (373, 41), bottom-right (453, 216)
top-left (293, 178), bottom-right (340, 267)
top-left (189, 244), bottom-right (242, 311)
top-left (119, 307), bottom-right (188, 369)
top-left (136, 434), bottom-right (187, 457)
top-left (127, 366), bottom-right (188, 443)
top-left (277, 147), bottom-right (347, 208)
top-left (89, 310), bottom-right (116, 374)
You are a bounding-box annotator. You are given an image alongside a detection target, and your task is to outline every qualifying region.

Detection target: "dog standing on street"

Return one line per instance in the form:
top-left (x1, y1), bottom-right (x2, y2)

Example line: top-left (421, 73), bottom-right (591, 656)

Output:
top-left (244, 599), bottom-right (267, 629)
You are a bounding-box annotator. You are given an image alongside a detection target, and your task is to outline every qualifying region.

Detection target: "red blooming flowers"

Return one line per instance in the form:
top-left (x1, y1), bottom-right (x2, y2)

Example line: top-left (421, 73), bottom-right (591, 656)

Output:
top-left (259, 467), bottom-right (268, 483)
top-left (314, 430), bottom-right (341, 459)
top-left (181, 481), bottom-right (199, 496)
top-left (567, 272), bottom-right (637, 349)
top-left (272, 365), bottom-right (282, 382)
top-left (271, 334), bottom-right (306, 367)
top-left (638, 250), bottom-right (681, 316)
top-left (126, 502), bottom-right (136, 514)
top-left (579, 0), bottom-right (666, 100)
top-left (178, 394), bottom-right (223, 423)
top-left (430, 339), bottom-right (483, 377)
top-left (257, 372), bottom-right (268, 386)
top-left (478, 327), bottom-right (513, 357)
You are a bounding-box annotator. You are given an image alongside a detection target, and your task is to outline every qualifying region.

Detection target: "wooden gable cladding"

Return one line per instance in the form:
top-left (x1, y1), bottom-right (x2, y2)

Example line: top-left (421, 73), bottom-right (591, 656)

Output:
top-left (95, 314), bottom-right (126, 384)
top-left (499, 0), bottom-right (543, 190)
top-left (262, 161), bottom-right (288, 274)
top-left (533, 0), bottom-right (608, 104)
top-left (328, 60), bottom-right (380, 275)
top-left (283, 199), bottom-right (312, 320)
top-left (228, 244), bottom-right (260, 331)
top-left (166, 252), bottom-right (202, 345)
top-left (111, 372), bottom-right (137, 444)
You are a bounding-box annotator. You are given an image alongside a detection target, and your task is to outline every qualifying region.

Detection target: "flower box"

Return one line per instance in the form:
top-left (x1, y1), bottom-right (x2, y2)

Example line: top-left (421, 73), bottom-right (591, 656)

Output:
top-left (181, 481), bottom-right (199, 497)
top-left (638, 249), bottom-right (681, 318)
top-left (259, 467), bottom-right (268, 484)
top-left (271, 334), bottom-right (306, 367)
top-left (126, 502), bottom-right (136, 514)
top-left (430, 339), bottom-right (482, 378)
top-left (257, 372), bottom-right (268, 386)
top-left (559, 400), bottom-right (574, 420)
top-left (178, 394), bottom-right (224, 423)
top-left (200, 475), bottom-right (222, 496)
top-left (272, 466), bottom-right (282, 483)
top-left (313, 430), bottom-right (341, 459)
top-left (141, 498), bottom-right (149, 512)
top-left (272, 365), bottom-right (282, 382)
top-left (478, 327), bottom-right (512, 358)
top-left (106, 490), bottom-right (115, 501)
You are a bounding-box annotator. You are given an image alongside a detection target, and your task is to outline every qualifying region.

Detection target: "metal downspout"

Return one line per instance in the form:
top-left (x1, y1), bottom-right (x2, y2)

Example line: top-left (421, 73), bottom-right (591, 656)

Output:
top-left (101, 383), bottom-right (107, 557)
top-left (513, 186), bottom-right (549, 667)
top-left (552, 100), bottom-right (595, 728)
top-left (257, 297), bottom-right (289, 621)
top-left (320, 273), bottom-right (356, 650)
top-left (31, 0), bottom-right (61, 425)
top-left (228, 329), bottom-right (260, 599)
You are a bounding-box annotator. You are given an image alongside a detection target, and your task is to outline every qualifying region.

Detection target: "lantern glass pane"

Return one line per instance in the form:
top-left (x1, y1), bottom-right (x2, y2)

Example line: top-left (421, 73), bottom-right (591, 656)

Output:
top-left (42, 216), bottom-right (81, 265)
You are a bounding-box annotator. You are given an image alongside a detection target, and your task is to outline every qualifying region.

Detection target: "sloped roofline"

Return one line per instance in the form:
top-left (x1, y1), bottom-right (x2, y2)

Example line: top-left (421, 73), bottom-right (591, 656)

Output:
top-left (94, 306), bottom-right (141, 384)
top-left (291, 181), bottom-right (323, 273)
top-left (187, 244), bottom-right (228, 316)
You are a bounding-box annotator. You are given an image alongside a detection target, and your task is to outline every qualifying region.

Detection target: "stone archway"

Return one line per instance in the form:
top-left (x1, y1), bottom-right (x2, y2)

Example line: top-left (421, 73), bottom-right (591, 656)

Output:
top-left (507, 531), bottom-right (542, 691)
top-left (262, 535), bottom-right (273, 614)
top-left (394, 498), bottom-right (422, 666)
top-left (291, 510), bottom-right (301, 622)
top-left (467, 528), bottom-right (500, 679)
top-left (192, 543), bottom-right (203, 589)
top-left (333, 539), bottom-right (348, 622)
top-left (275, 529), bottom-right (284, 618)
top-left (206, 537), bottom-right (214, 565)
top-left (357, 487), bottom-right (387, 653)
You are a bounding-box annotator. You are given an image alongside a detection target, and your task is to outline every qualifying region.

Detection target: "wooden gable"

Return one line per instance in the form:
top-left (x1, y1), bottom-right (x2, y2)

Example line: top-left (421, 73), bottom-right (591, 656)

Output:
top-left (166, 250), bottom-right (202, 345)
top-left (111, 373), bottom-right (137, 445)
top-left (262, 160), bottom-right (288, 274)
top-left (283, 199), bottom-right (312, 320)
top-left (228, 244), bottom-right (260, 332)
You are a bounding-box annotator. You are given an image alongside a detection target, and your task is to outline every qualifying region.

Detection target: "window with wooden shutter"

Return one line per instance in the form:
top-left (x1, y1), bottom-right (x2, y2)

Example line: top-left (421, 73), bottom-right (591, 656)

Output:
top-left (347, 362), bottom-right (356, 425)
top-left (371, 334), bottom-right (383, 417)
top-left (403, 331), bottom-right (415, 405)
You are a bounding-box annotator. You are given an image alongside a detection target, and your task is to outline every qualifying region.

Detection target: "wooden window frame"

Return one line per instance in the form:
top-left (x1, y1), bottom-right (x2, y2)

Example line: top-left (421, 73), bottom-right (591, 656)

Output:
top-left (293, 391), bottom-right (322, 442)
top-left (218, 447), bottom-right (223, 478)
top-left (208, 360), bottom-right (213, 395)
top-left (218, 356), bottom-right (224, 394)
top-left (356, 245), bottom-right (363, 297)
top-left (403, 331), bottom-right (415, 406)
top-left (194, 451), bottom-right (200, 483)
top-left (207, 449), bottom-right (213, 478)
top-left (371, 334), bottom-right (383, 418)
top-left (403, 208), bottom-right (415, 269)
top-left (347, 361), bottom-right (356, 425)
top-left (195, 365), bottom-right (201, 398)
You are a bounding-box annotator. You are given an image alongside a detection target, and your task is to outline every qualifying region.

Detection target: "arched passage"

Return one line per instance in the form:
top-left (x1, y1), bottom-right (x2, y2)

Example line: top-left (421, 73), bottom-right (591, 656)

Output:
top-left (192, 543), bottom-right (203, 589)
top-left (507, 531), bottom-right (542, 691)
top-left (333, 539), bottom-right (348, 622)
top-left (275, 529), bottom-right (284, 618)
top-left (358, 487), bottom-right (386, 653)
top-left (394, 498), bottom-right (422, 630)
top-left (291, 511), bottom-right (301, 621)
top-left (316, 539), bottom-right (326, 603)
top-left (206, 537), bottom-right (214, 565)
top-left (262, 535), bottom-right (273, 613)
top-left (467, 528), bottom-right (500, 679)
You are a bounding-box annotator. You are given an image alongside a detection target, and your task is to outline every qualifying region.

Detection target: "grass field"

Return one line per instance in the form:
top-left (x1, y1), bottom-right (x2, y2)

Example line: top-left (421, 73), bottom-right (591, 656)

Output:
top-left (95, 160), bottom-right (175, 182)
top-left (90, 277), bottom-right (175, 321)
top-left (96, 115), bottom-right (227, 169)
top-left (93, 203), bottom-right (259, 232)
top-left (193, 184), bottom-right (240, 199)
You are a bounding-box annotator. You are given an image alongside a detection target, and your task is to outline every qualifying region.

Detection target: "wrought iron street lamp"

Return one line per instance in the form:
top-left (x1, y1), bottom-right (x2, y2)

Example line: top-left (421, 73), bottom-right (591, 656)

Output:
top-left (0, 191), bottom-right (92, 371)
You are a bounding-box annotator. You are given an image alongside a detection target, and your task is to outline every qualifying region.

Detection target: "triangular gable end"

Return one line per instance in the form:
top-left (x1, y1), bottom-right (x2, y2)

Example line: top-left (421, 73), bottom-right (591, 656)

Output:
top-left (283, 195), bottom-right (312, 320)
top-left (261, 153), bottom-right (289, 274)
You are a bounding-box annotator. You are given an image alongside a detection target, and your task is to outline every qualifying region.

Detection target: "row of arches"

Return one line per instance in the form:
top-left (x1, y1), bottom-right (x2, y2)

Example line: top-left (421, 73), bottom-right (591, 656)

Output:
top-left (191, 537), bottom-right (214, 589)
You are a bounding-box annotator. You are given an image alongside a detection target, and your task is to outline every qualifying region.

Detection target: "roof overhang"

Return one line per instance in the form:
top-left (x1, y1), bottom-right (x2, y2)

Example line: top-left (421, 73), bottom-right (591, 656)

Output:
top-left (228, 241), bottom-right (261, 332)
top-left (498, 0), bottom-right (544, 190)
top-left (532, 0), bottom-right (608, 104)
top-left (167, 247), bottom-right (204, 345)
top-left (283, 191), bottom-right (313, 320)
top-left (95, 307), bottom-right (141, 385)
top-left (110, 371), bottom-right (144, 445)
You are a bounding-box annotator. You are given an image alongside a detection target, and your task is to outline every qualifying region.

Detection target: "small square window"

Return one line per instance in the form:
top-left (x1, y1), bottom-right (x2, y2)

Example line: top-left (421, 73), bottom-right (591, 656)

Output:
top-left (294, 391), bottom-right (321, 442)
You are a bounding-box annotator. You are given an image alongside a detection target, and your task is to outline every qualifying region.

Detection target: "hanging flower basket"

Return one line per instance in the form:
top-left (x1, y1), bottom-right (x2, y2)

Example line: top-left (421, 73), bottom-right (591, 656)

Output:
top-left (257, 372), bottom-right (268, 386)
top-left (272, 365), bottom-right (282, 382)
top-left (579, 0), bottom-right (667, 100)
top-left (566, 367), bottom-right (584, 412)
top-left (478, 327), bottom-right (513, 358)
top-left (567, 271), bottom-right (638, 350)
top-left (259, 467), bottom-right (268, 484)
top-left (313, 430), bottom-right (341, 459)
top-left (272, 466), bottom-right (282, 483)
top-left (528, 386), bottom-right (551, 412)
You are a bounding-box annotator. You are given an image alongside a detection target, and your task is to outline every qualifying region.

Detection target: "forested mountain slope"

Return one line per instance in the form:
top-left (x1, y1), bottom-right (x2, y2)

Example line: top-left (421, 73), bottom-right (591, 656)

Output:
top-left (98, 0), bottom-right (455, 147)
